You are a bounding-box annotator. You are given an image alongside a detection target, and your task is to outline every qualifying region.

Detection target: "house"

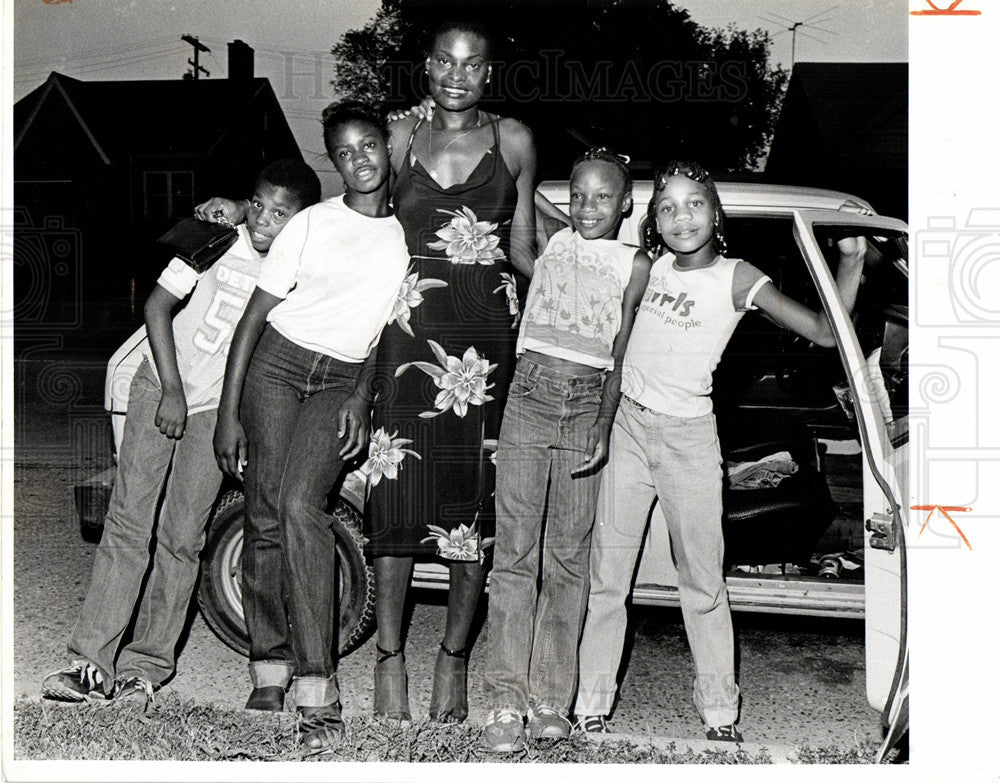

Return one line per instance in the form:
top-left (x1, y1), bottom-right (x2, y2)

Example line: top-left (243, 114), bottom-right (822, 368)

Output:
top-left (765, 62), bottom-right (907, 220)
top-left (13, 41), bottom-right (302, 334)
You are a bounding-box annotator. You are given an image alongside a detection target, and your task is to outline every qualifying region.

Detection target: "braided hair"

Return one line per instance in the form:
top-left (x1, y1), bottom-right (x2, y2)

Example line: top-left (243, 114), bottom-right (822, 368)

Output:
top-left (644, 160), bottom-right (727, 258)
top-left (571, 147), bottom-right (632, 197)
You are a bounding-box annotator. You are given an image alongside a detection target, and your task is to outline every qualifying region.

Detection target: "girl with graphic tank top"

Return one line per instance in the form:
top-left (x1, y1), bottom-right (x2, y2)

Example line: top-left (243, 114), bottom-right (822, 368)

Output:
top-left (573, 161), bottom-right (868, 742)
top-left (481, 149), bottom-right (650, 751)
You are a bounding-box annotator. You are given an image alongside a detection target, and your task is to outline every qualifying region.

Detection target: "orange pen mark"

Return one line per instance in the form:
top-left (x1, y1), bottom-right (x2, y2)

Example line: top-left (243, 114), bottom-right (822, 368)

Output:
top-left (911, 0), bottom-right (981, 15)
top-left (910, 505), bottom-right (973, 549)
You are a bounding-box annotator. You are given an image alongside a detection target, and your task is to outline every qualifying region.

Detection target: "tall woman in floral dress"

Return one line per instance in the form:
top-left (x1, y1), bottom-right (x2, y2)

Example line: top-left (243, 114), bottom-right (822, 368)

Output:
top-left (362, 19), bottom-right (536, 724)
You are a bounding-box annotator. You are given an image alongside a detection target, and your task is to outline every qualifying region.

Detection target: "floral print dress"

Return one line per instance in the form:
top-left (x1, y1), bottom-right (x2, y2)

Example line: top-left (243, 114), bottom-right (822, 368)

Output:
top-left (363, 114), bottom-right (520, 560)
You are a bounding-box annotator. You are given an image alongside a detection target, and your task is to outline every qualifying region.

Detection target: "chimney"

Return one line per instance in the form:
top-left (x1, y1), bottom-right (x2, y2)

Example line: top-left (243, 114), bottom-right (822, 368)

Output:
top-left (228, 40), bottom-right (254, 80)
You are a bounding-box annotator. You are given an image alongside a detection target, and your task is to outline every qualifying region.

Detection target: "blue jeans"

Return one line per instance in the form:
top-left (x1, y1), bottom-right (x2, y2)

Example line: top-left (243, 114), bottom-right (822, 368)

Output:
top-left (240, 326), bottom-right (360, 707)
top-left (484, 356), bottom-right (605, 715)
top-left (68, 359), bottom-right (222, 691)
top-left (575, 397), bottom-right (740, 726)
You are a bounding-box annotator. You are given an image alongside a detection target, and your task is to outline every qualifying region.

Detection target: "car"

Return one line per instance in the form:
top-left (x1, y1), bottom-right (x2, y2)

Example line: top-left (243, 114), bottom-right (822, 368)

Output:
top-left (74, 179), bottom-right (908, 755)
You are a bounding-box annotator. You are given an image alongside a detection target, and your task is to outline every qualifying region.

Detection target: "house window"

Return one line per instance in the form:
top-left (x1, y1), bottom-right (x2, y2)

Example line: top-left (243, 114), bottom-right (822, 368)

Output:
top-left (144, 171), bottom-right (194, 220)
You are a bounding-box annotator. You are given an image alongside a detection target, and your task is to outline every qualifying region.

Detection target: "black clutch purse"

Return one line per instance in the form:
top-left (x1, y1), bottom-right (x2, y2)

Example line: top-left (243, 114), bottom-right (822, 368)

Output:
top-left (157, 218), bottom-right (239, 273)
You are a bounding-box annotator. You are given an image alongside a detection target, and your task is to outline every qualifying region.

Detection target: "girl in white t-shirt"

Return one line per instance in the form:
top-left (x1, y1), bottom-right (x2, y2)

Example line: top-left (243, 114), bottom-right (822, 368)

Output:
top-left (573, 161), bottom-right (867, 742)
top-left (212, 101), bottom-right (408, 752)
top-left (482, 149), bottom-right (651, 751)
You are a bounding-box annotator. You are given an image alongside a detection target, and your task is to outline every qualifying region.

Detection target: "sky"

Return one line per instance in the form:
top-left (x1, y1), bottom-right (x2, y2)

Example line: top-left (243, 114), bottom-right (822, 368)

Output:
top-left (12, 0), bottom-right (907, 192)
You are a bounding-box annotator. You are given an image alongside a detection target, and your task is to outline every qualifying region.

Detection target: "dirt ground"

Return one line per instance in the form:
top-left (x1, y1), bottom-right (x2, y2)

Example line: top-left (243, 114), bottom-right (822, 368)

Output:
top-left (10, 353), bottom-right (882, 749)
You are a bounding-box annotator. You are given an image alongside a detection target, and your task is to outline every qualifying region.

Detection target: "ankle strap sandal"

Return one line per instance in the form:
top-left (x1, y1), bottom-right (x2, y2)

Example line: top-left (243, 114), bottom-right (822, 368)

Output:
top-left (375, 644), bottom-right (405, 665)
top-left (430, 642), bottom-right (469, 723)
top-left (374, 644), bottom-right (411, 723)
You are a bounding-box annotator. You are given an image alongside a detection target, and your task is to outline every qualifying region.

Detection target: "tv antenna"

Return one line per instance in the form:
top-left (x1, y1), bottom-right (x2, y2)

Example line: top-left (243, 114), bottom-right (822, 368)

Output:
top-left (758, 6), bottom-right (839, 65)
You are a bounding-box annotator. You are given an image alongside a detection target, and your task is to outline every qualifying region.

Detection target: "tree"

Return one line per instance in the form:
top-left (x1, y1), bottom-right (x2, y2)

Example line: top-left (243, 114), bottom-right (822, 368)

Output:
top-left (331, 0), bottom-right (788, 175)
top-left (330, 0), bottom-right (406, 106)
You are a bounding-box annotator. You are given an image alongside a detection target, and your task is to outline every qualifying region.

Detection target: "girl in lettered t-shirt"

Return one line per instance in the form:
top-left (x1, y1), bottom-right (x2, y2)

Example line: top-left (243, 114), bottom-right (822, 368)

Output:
top-left (573, 160), bottom-right (867, 742)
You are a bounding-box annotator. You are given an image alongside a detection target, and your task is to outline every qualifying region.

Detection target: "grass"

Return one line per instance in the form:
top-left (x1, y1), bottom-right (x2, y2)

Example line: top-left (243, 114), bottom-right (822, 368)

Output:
top-left (12, 695), bottom-right (883, 763)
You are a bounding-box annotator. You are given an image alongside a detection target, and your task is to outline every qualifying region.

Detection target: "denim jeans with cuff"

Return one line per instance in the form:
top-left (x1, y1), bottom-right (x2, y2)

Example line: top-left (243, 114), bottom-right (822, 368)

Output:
top-left (484, 355), bottom-right (606, 716)
top-left (240, 325), bottom-right (361, 707)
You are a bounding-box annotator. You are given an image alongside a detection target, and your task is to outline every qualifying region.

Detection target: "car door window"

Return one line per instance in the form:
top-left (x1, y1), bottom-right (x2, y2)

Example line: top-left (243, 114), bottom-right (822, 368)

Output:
top-left (812, 228), bottom-right (909, 430)
top-left (712, 216), bottom-right (847, 432)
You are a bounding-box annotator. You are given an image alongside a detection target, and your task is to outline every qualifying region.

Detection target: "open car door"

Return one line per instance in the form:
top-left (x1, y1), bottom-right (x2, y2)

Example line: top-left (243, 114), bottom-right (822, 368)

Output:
top-left (793, 209), bottom-right (909, 754)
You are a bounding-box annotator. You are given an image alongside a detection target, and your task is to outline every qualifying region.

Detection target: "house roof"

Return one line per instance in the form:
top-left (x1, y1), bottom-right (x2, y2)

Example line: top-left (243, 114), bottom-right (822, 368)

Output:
top-left (15, 72), bottom-right (297, 163)
top-left (766, 62), bottom-right (907, 173)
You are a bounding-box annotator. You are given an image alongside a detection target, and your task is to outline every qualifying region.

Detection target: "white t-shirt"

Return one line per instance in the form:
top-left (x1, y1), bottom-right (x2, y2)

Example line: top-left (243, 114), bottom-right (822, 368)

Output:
top-left (517, 227), bottom-right (637, 370)
top-left (255, 195), bottom-right (410, 362)
top-left (147, 224), bottom-right (264, 414)
top-left (622, 254), bottom-right (770, 418)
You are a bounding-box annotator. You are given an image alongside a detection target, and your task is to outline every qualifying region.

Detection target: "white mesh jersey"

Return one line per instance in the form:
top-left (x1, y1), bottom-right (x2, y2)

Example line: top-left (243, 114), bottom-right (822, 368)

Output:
top-left (145, 224), bottom-right (264, 414)
top-left (622, 254), bottom-right (770, 418)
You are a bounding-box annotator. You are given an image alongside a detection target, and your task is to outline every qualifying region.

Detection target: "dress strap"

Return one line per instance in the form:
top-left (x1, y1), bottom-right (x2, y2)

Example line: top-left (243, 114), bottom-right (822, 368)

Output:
top-left (406, 118), bottom-right (423, 164)
top-left (489, 111), bottom-right (500, 148)
top-left (487, 112), bottom-right (500, 177)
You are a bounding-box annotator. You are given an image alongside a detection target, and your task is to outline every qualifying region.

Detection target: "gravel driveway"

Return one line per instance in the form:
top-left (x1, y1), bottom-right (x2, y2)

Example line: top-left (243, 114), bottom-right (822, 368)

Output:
top-left (11, 354), bottom-right (882, 752)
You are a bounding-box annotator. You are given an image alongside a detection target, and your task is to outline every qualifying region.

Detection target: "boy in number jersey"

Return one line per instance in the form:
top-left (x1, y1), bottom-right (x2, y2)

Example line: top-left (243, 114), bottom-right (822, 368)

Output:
top-left (41, 160), bottom-right (320, 705)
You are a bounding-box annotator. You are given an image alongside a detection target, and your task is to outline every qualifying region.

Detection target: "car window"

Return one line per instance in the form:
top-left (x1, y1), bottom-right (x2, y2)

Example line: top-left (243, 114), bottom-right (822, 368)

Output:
top-left (712, 216), bottom-right (847, 433)
top-left (813, 227), bottom-right (909, 428)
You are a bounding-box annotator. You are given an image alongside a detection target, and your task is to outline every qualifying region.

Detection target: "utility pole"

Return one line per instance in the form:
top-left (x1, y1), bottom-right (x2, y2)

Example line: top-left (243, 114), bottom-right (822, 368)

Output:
top-left (182, 34), bottom-right (210, 80)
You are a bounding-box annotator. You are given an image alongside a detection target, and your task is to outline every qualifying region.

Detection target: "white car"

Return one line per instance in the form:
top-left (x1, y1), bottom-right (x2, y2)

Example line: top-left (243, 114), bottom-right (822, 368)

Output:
top-left (75, 179), bottom-right (908, 755)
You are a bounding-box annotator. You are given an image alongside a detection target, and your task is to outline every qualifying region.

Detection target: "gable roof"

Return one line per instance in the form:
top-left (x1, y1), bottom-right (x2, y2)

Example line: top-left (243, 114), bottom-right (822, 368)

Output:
top-left (15, 72), bottom-right (297, 163)
top-left (766, 62), bottom-right (907, 173)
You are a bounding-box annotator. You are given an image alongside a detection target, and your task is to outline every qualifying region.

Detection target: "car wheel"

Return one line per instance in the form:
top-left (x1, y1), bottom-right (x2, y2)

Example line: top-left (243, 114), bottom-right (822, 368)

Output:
top-left (197, 489), bottom-right (376, 657)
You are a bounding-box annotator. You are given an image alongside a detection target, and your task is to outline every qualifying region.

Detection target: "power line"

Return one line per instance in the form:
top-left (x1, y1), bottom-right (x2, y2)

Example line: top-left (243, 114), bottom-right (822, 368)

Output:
top-left (759, 5), bottom-right (840, 64)
top-left (14, 46), bottom-right (188, 83)
top-left (15, 43), bottom-right (185, 77)
top-left (15, 35), bottom-right (180, 67)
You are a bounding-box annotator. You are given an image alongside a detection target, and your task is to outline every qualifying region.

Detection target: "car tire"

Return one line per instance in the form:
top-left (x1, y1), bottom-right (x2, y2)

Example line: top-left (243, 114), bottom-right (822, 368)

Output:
top-left (197, 489), bottom-right (376, 657)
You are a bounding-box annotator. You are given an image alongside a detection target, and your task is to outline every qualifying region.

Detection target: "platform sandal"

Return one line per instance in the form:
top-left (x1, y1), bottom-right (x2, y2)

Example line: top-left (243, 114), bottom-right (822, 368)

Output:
top-left (428, 642), bottom-right (468, 724)
top-left (373, 644), bottom-right (411, 724)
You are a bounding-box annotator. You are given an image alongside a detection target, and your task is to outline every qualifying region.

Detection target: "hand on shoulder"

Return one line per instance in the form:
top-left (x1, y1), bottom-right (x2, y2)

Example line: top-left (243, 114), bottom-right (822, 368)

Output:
top-left (387, 114), bottom-right (420, 170)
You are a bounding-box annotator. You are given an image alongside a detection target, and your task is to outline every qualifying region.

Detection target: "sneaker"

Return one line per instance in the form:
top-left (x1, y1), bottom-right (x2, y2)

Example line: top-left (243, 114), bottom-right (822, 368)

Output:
top-left (575, 714), bottom-right (609, 734)
top-left (706, 723), bottom-right (744, 743)
top-left (527, 704), bottom-right (572, 740)
top-left (483, 707), bottom-right (526, 752)
top-left (113, 676), bottom-right (156, 706)
top-left (41, 660), bottom-right (107, 702)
